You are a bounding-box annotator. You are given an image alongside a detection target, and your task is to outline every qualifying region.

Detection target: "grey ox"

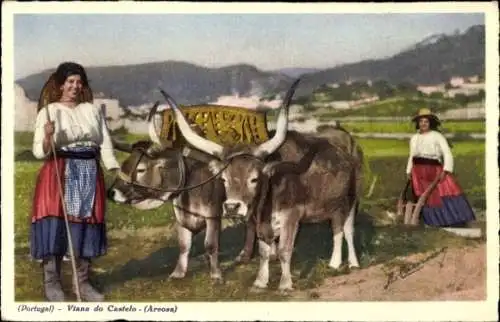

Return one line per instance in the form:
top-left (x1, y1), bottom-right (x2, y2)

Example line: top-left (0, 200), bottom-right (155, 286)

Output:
top-left (164, 79), bottom-right (363, 291)
top-left (107, 122), bottom-right (256, 282)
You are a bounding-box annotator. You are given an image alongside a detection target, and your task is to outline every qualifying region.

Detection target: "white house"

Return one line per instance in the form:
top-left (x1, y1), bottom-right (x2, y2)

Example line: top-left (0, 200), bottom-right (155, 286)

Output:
top-left (417, 84), bottom-right (446, 95)
top-left (449, 76), bottom-right (466, 87)
top-left (14, 84), bottom-right (38, 132)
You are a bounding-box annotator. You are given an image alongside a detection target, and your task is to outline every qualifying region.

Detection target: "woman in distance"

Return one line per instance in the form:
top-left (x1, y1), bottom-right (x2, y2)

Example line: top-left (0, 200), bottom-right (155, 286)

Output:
top-left (406, 108), bottom-right (476, 227)
top-left (31, 62), bottom-right (120, 301)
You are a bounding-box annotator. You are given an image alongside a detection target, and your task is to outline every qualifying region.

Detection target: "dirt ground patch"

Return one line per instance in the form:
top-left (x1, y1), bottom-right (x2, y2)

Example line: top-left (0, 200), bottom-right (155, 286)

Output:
top-left (293, 243), bottom-right (486, 301)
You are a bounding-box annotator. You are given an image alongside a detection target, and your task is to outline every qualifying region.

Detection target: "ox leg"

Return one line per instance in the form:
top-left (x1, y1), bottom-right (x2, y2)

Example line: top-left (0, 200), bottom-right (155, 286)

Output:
top-left (204, 219), bottom-right (223, 281)
top-left (329, 210), bottom-right (344, 270)
top-left (270, 239), bottom-right (278, 261)
top-left (278, 212), bottom-right (299, 291)
top-left (344, 201), bottom-right (360, 268)
top-left (252, 240), bottom-right (271, 289)
top-left (235, 220), bottom-right (256, 263)
top-left (170, 225), bottom-right (192, 279)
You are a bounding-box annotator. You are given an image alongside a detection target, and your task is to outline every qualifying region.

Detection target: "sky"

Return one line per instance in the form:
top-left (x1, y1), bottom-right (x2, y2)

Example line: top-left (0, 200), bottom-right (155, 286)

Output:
top-left (13, 13), bottom-right (484, 80)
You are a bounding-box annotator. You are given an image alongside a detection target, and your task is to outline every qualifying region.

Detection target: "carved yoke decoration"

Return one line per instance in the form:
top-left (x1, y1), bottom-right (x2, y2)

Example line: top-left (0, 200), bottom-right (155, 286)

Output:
top-left (159, 105), bottom-right (270, 148)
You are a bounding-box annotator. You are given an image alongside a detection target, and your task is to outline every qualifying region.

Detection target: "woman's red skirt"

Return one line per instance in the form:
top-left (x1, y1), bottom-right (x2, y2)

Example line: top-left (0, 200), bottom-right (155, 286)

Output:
top-left (30, 157), bottom-right (107, 259)
top-left (410, 157), bottom-right (475, 227)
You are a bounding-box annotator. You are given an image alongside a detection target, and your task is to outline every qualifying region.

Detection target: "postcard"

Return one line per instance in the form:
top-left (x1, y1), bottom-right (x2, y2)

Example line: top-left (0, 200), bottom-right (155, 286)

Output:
top-left (2, 2), bottom-right (498, 321)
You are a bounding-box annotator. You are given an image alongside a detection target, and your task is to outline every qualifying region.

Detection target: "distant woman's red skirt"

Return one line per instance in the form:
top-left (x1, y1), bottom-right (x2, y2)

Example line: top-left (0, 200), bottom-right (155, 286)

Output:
top-left (30, 156), bottom-right (107, 259)
top-left (410, 157), bottom-right (476, 227)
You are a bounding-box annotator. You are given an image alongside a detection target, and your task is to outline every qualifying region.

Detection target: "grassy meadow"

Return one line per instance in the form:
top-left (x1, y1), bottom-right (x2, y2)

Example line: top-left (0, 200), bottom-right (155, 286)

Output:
top-left (12, 129), bottom-right (486, 301)
top-left (320, 97), bottom-right (464, 118)
top-left (336, 120), bottom-right (484, 134)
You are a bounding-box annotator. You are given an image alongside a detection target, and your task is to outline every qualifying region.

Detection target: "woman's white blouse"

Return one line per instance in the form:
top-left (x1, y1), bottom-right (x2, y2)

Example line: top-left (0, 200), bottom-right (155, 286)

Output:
top-left (406, 130), bottom-right (454, 175)
top-left (32, 102), bottom-right (120, 170)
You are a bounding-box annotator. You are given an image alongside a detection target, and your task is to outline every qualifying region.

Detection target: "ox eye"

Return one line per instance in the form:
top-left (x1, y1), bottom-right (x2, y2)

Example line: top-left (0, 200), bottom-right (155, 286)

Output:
top-left (137, 168), bottom-right (146, 174)
top-left (250, 177), bottom-right (258, 184)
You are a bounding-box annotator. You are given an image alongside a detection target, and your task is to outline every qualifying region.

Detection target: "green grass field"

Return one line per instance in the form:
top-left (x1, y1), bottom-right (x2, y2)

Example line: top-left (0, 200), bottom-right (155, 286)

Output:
top-left (12, 131), bottom-right (486, 301)
top-left (319, 97), bottom-right (462, 118)
top-left (336, 121), bottom-right (484, 134)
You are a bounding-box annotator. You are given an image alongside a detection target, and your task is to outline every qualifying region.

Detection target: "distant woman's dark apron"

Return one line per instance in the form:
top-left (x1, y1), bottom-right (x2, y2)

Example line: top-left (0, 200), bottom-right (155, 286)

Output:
top-left (410, 157), bottom-right (476, 227)
top-left (30, 148), bottom-right (107, 260)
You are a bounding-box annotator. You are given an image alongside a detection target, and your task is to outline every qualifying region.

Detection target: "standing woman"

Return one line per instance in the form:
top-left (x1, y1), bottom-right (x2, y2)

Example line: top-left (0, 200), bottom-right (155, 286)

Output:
top-left (31, 62), bottom-right (120, 301)
top-left (406, 108), bottom-right (476, 227)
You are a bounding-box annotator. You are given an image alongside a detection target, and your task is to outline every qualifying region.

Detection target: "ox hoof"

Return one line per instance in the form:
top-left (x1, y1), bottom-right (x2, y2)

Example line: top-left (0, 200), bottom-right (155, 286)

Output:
top-left (278, 286), bottom-right (294, 296)
top-left (210, 273), bottom-right (225, 284)
top-left (250, 285), bottom-right (267, 294)
top-left (234, 253), bottom-right (252, 264)
top-left (168, 271), bottom-right (186, 279)
top-left (278, 289), bottom-right (293, 296)
top-left (328, 261), bottom-right (342, 270)
top-left (252, 280), bottom-right (268, 290)
top-left (349, 263), bottom-right (360, 270)
top-left (211, 277), bottom-right (225, 286)
top-left (278, 282), bottom-right (294, 293)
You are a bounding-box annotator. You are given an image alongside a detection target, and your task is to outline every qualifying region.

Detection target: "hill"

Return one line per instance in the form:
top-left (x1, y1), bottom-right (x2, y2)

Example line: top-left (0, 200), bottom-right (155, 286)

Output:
top-left (294, 25), bottom-right (485, 98)
top-left (15, 25), bottom-right (484, 107)
top-left (15, 62), bottom-right (293, 107)
top-left (275, 67), bottom-right (322, 78)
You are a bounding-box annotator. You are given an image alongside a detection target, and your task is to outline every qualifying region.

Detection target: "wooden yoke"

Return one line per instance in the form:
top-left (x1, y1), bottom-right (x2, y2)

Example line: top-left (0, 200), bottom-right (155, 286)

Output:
top-left (157, 104), bottom-right (270, 148)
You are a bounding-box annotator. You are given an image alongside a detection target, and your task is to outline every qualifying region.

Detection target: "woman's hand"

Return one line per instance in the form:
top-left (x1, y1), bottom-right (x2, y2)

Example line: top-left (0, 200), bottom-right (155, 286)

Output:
top-left (44, 121), bottom-right (55, 138)
top-left (42, 121), bottom-right (56, 154)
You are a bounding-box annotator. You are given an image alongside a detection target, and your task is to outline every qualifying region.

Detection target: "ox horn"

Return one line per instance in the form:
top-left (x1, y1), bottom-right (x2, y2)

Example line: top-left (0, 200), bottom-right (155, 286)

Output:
top-left (253, 78), bottom-right (301, 158)
top-left (148, 101), bottom-right (163, 146)
top-left (158, 88), bottom-right (224, 157)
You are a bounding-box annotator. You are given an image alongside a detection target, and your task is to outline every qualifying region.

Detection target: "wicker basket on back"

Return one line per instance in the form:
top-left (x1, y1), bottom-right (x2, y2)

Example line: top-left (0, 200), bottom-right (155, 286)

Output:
top-left (156, 104), bottom-right (270, 147)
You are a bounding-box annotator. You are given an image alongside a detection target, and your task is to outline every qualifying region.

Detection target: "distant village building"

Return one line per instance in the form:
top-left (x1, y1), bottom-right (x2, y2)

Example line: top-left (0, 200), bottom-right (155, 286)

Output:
top-left (449, 76), bottom-right (466, 87)
top-left (444, 84), bottom-right (484, 98)
top-left (467, 75), bottom-right (480, 83)
top-left (329, 101), bottom-right (351, 109)
top-left (417, 84), bottom-right (446, 95)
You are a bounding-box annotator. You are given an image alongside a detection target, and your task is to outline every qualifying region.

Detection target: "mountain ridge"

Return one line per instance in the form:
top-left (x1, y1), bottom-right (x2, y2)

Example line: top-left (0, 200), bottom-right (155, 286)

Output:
top-left (15, 24), bottom-right (484, 107)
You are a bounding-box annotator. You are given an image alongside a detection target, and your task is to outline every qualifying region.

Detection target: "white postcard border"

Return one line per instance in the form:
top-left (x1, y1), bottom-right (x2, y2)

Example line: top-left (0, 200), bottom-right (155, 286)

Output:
top-left (2, 2), bottom-right (498, 321)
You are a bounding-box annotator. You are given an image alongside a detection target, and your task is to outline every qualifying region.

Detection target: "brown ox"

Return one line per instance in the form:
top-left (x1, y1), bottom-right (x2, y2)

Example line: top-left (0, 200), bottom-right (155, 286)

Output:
top-left (160, 79), bottom-right (363, 291)
top-left (107, 134), bottom-right (255, 282)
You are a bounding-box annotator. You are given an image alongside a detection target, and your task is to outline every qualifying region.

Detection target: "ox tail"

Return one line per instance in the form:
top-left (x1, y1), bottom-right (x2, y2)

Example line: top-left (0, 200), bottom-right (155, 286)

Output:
top-left (331, 121), bottom-right (368, 200)
top-left (334, 123), bottom-right (355, 155)
top-left (349, 136), bottom-right (364, 203)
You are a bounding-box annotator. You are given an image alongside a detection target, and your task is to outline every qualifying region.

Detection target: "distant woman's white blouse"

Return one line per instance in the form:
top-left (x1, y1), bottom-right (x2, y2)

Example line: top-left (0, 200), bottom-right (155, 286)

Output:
top-left (406, 130), bottom-right (454, 175)
top-left (32, 102), bottom-right (120, 170)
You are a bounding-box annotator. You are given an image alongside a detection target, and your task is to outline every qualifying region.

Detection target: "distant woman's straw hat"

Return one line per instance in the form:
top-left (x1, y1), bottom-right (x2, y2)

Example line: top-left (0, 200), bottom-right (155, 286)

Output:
top-left (412, 108), bottom-right (441, 124)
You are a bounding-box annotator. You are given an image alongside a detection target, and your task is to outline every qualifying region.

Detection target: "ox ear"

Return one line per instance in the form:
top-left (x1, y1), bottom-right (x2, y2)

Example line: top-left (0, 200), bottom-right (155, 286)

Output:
top-left (253, 78), bottom-right (301, 158)
top-left (112, 138), bottom-right (133, 153)
top-left (208, 159), bottom-right (225, 176)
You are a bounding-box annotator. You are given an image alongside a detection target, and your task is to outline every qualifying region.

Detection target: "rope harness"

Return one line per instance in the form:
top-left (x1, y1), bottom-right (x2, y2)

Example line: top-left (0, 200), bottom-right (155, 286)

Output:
top-left (112, 146), bottom-right (268, 227)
